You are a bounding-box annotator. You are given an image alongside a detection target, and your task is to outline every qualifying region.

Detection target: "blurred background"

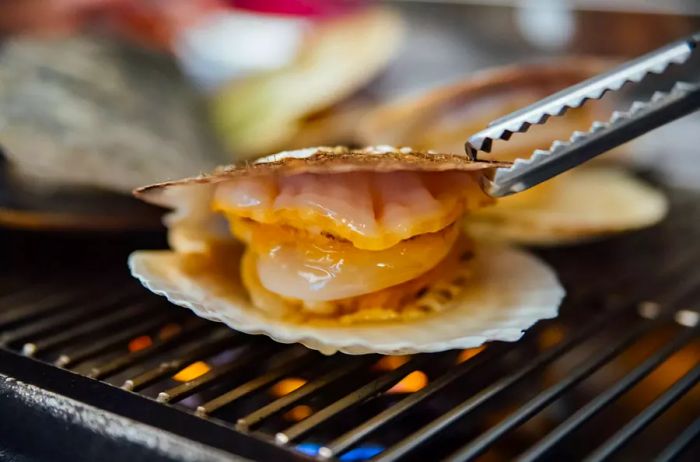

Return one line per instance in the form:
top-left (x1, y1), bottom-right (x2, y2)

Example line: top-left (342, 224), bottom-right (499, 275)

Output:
top-left (0, 0), bottom-right (699, 231)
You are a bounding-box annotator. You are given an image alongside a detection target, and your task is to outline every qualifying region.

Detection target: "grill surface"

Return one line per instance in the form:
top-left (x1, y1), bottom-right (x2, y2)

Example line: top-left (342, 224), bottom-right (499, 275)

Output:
top-left (1, 186), bottom-right (699, 462)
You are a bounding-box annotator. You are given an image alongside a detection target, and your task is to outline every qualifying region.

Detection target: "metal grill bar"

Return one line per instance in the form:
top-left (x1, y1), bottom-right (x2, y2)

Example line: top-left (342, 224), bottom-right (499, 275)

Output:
top-left (559, 200), bottom-right (700, 301)
top-left (194, 352), bottom-right (320, 417)
top-left (23, 301), bottom-right (159, 357)
top-left (655, 417), bottom-right (700, 462)
top-left (86, 318), bottom-right (212, 380)
top-left (0, 348), bottom-right (312, 462)
top-left (157, 342), bottom-right (291, 404)
top-left (602, 249), bottom-right (700, 314)
top-left (319, 345), bottom-right (508, 459)
top-left (560, 249), bottom-right (700, 335)
top-left (584, 363), bottom-right (700, 462)
top-left (0, 289), bottom-right (138, 347)
top-left (0, 282), bottom-right (115, 330)
top-left (518, 319), bottom-right (700, 462)
top-left (443, 312), bottom-right (665, 462)
top-left (236, 356), bottom-right (371, 430)
top-left (276, 357), bottom-right (428, 445)
top-left (372, 309), bottom-right (624, 462)
top-left (563, 222), bottom-right (700, 302)
top-left (0, 279), bottom-right (70, 309)
top-left (55, 312), bottom-right (176, 368)
top-left (644, 270), bottom-right (700, 313)
top-left (121, 329), bottom-right (242, 391)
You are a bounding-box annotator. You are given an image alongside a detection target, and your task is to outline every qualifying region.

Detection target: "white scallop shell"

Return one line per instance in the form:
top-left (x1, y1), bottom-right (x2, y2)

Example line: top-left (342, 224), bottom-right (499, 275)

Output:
top-left (465, 167), bottom-right (668, 246)
top-left (129, 242), bottom-right (564, 355)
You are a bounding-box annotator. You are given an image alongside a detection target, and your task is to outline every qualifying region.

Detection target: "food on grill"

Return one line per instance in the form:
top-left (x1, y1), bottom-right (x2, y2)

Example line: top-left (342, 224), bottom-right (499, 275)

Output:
top-left (357, 60), bottom-right (668, 245)
top-left (129, 146), bottom-right (564, 354)
top-left (211, 8), bottom-right (403, 159)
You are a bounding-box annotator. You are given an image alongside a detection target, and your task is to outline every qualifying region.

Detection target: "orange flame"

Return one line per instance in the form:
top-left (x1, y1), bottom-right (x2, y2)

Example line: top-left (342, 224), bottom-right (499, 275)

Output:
top-left (284, 405), bottom-right (313, 421)
top-left (457, 346), bottom-right (485, 364)
top-left (388, 371), bottom-right (428, 394)
top-left (173, 361), bottom-right (211, 382)
top-left (271, 378), bottom-right (307, 397)
top-left (128, 335), bottom-right (152, 352)
top-left (374, 355), bottom-right (410, 371)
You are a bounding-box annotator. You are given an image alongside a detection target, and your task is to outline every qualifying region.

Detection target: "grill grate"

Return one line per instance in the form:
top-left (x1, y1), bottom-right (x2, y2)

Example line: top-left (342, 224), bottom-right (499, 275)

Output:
top-left (0, 188), bottom-right (699, 462)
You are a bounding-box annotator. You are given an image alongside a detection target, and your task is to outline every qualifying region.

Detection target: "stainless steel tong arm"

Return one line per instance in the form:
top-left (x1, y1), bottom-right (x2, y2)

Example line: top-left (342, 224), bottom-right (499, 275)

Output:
top-left (467, 33), bottom-right (700, 197)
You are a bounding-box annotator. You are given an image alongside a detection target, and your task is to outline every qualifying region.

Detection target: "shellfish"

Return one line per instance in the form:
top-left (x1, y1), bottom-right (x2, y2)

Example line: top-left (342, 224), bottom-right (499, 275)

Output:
top-left (129, 147), bottom-right (565, 354)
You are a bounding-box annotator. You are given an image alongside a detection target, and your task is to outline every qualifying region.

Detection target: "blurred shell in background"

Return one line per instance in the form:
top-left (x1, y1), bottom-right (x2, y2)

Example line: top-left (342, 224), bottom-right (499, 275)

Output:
top-left (210, 7), bottom-right (404, 159)
top-left (0, 157), bottom-right (164, 232)
top-left (465, 167), bottom-right (668, 246)
top-left (357, 58), bottom-right (617, 161)
top-left (0, 34), bottom-right (229, 194)
top-left (357, 58), bottom-right (668, 246)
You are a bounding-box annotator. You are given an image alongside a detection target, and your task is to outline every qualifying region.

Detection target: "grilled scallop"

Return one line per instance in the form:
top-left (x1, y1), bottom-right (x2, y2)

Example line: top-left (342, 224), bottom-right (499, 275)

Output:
top-left (129, 147), bottom-right (564, 354)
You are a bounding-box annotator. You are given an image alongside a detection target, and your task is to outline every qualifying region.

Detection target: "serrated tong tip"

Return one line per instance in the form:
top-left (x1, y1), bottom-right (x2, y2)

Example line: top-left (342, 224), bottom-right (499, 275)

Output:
top-left (468, 33), bottom-right (700, 197)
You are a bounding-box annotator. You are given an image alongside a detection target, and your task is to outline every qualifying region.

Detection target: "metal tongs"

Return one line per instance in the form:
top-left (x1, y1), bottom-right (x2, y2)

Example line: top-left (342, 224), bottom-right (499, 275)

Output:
top-left (467, 33), bottom-right (700, 198)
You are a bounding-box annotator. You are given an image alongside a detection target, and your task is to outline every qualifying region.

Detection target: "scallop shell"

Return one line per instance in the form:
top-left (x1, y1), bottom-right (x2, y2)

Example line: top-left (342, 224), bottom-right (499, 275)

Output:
top-left (135, 146), bottom-right (506, 255)
top-left (210, 8), bottom-right (404, 158)
top-left (356, 57), bottom-right (622, 163)
top-left (129, 146), bottom-right (561, 354)
top-left (0, 35), bottom-right (227, 194)
top-left (129, 242), bottom-right (564, 355)
top-left (353, 60), bottom-right (666, 244)
top-left (465, 167), bottom-right (669, 246)
top-left (134, 146), bottom-right (507, 202)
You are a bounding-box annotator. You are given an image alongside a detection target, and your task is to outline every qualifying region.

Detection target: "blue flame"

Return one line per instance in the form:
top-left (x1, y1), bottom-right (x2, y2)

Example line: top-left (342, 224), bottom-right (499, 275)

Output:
top-left (340, 445), bottom-right (384, 461)
top-left (295, 443), bottom-right (384, 461)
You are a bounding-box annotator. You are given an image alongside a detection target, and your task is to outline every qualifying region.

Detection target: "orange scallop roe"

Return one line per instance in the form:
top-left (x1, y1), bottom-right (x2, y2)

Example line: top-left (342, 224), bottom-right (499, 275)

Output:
top-left (241, 234), bottom-right (471, 323)
top-left (232, 217), bottom-right (459, 302)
